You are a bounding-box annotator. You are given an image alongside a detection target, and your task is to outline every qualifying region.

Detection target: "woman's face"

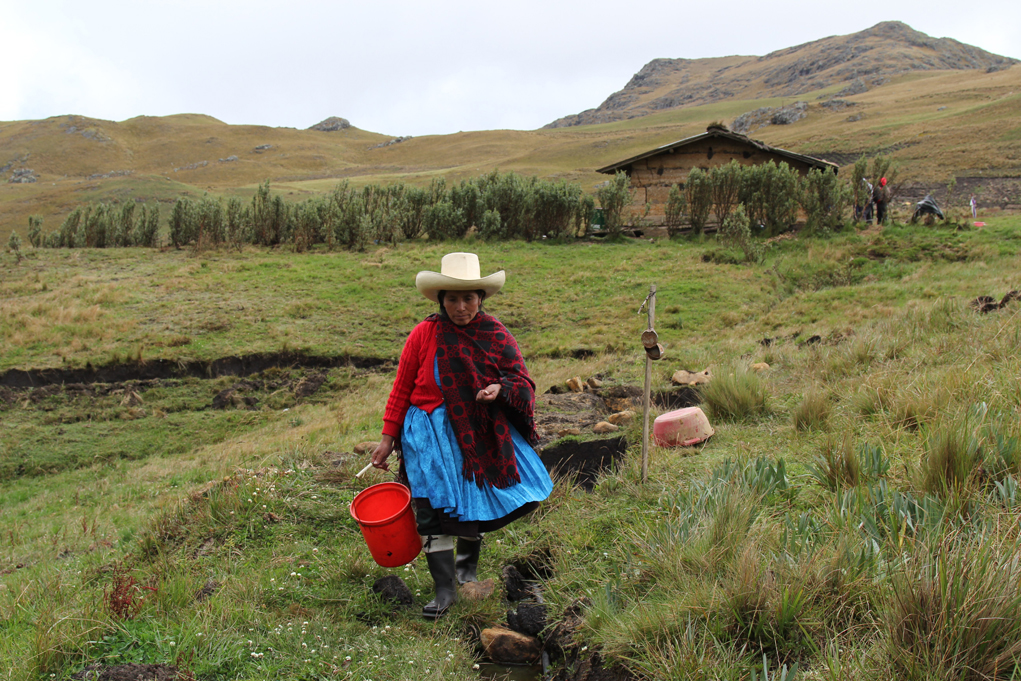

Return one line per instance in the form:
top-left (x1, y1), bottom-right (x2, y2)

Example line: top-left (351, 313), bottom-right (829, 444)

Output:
top-left (442, 290), bottom-right (481, 326)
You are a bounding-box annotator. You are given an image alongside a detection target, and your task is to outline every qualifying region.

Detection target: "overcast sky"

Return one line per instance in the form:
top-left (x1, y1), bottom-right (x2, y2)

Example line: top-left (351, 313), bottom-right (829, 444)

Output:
top-left (2, 0), bottom-right (1019, 137)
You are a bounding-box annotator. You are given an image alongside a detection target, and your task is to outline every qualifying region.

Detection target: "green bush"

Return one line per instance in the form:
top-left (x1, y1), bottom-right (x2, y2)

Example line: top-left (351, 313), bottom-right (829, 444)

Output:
top-left (742, 161), bottom-right (799, 236)
top-left (710, 160), bottom-right (743, 226)
top-left (168, 198), bottom-right (195, 249)
top-left (7, 230), bottom-right (22, 262)
top-left (718, 204), bottom-right (762, 263)
top-left (27, 215), bottom-right (43, 248)
top-left (685, 167), bottom-right (713, 234)
top-left (597, 170), bottom-right (634, 238)
top-left (800, 168), bottom-right (850, 235)
top-left (665, 184), bottom-right (687, 237)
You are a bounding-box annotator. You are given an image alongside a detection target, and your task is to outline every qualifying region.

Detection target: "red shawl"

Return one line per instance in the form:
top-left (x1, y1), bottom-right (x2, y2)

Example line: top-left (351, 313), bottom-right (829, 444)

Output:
top-left (431, 312), bottom-right (539, 489)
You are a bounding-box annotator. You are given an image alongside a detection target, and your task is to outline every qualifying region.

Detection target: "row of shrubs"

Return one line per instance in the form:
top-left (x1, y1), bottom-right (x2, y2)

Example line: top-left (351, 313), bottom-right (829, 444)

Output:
top-left (15, 157), bottom-right (896, 253)
top-left (26, 171), bottom-right (597, 251)
top-left (663, 155), bottom-right (895, 238)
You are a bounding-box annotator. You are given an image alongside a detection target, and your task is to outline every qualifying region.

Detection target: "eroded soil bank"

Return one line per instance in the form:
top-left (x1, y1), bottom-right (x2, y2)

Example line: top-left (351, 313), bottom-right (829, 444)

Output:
top-left (0, 351), bottom-right (392, 389)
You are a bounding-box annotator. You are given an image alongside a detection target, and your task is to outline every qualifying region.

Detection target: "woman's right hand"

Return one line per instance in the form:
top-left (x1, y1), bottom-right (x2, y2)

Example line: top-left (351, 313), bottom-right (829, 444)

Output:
top-left (370, 435), bottom-right (396, 471)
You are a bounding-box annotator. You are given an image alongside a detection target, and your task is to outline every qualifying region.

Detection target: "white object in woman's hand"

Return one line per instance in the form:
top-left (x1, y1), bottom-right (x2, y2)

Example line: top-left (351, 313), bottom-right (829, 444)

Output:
top-left (370, 435), bottom-right (395, 471)
top-left (476, 383), bottom-right (501, 403)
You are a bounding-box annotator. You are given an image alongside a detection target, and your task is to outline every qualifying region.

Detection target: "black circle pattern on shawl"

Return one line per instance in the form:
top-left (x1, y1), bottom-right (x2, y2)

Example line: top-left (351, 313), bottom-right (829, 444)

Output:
top-left (430, 312), bottom-right (539, 489)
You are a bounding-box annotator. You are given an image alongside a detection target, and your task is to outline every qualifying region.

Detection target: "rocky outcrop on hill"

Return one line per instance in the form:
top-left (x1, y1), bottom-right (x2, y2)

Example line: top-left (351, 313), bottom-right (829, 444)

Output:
top-left (309, 117), bottom-right (351, 132)
top-left (368, 136), bottom-right (412, 150)
top-left (546, 21), bottom-right (1016, 128)
top-left (8, 168), bottom-right (37, 183)
top-left (732, 102), bottom-right (808, 134)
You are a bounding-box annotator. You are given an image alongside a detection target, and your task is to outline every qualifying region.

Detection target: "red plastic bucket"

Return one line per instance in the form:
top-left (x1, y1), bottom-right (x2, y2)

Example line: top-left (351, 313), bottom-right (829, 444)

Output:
top-left (349, 482), bottom-right (421, 568)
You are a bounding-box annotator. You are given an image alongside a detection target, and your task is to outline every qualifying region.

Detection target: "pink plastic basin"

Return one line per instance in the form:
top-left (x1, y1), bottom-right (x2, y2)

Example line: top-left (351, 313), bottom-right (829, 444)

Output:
top-left (653, 407), bottom-right (714, 447)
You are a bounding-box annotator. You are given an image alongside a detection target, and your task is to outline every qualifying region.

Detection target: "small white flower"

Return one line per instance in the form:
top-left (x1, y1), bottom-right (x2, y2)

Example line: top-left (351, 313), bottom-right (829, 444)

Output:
top-left (291, 572), bottom-right (296, 576)
top-left (196, 632), bottom-right (203, 637)
top-left (312, 548), bottom-right (318, 553)
top-left (169, 642), bottom-right (176, 646)
top-left (473, 664), bottom-right (480, 670)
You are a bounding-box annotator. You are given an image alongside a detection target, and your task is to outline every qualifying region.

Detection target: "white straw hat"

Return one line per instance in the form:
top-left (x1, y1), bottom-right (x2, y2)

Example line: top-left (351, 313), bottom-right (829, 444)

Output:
top-left (415, 252), bottom-right (505, 303)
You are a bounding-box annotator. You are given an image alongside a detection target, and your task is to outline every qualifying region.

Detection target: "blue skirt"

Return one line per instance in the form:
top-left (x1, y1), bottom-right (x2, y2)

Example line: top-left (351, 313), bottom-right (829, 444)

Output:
top-left (401, 403), bottom-right (553, 523)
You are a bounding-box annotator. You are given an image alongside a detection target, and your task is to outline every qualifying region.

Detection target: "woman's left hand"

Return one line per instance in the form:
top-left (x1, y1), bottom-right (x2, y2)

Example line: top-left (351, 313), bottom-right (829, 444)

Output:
top-left (476, 383), bottom-right (501, 403)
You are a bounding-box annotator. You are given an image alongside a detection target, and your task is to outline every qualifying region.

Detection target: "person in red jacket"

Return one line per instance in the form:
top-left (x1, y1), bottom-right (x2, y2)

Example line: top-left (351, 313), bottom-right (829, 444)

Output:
top-left (874, 177), bottom-right (890, 225)
top-left (370, 252), bottom-right (553, 619)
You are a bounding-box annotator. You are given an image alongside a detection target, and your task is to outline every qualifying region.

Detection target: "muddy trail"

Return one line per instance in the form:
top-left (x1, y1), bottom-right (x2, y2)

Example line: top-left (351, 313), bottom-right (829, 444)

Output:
top-left (0, 351), bottom-right (393, 389)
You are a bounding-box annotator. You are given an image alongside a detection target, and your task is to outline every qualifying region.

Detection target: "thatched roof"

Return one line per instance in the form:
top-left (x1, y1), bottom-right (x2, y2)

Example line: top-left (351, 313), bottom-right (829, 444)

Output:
top-left (596, 127), bottom-right (838, 174)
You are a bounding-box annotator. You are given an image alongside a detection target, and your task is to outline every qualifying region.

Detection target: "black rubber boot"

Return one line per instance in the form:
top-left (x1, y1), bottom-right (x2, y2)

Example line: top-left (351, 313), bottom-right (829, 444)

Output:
top-left (455, 537), bottom-right (482, 584)
top-left (423, 549), bottom-right (457, 619)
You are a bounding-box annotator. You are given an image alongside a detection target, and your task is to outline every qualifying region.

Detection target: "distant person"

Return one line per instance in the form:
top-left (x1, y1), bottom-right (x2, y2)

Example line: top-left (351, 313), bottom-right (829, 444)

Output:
top-left (970, 194), bottom-right (977, 219)
top-left (874, 177), bottom-right (889, 225)
top-left (858, 178), bottom-right (874, 223)
top-left (369, 252), bottom-right (553, 619)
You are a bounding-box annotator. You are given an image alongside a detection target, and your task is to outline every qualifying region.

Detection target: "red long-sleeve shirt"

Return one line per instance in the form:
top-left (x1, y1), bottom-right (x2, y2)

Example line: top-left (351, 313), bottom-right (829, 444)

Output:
top-left (382, 320), bottom-right (443, 438)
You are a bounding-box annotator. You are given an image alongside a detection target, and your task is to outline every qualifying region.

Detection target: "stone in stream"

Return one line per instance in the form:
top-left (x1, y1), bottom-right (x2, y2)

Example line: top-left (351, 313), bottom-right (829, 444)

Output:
top-left (480, 626), bottom-right (541, 665)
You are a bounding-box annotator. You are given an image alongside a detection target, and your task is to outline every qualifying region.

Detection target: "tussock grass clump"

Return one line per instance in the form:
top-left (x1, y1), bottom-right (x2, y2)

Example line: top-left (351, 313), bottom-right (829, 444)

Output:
top-left (852, 379), bottom-right (895, 417)
top-left (723, 544), bottom-right (813, 659)
top-left (792, 388), bottom-right (831, 431)
top-left (887, 532), bottom-right (1021, 680)
top-left (809, 436), bottom-right (890, 491)
top-left (809, 435), bottom-right (860, 490)
top-left (918, 404), bottom-right (1020, 495)
top-left (701, 366), bottom-right (769, 422)
top-left (890, 390), bottom-right (938, 430)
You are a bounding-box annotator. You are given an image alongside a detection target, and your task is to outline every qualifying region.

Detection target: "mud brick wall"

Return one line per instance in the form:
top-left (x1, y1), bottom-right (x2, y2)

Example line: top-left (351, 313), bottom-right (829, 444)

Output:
top-left (624, 139), bottom-right (821, 225)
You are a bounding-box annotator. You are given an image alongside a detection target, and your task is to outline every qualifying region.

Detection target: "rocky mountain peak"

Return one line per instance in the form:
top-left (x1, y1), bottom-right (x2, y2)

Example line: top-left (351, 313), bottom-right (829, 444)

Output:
top-left (545, 22), bottom-right (1016, 129)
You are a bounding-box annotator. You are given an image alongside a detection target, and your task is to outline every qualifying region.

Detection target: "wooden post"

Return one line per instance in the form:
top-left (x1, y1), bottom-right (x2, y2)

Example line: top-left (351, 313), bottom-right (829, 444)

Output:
top-left (641, 284), bottom-right (656, 483)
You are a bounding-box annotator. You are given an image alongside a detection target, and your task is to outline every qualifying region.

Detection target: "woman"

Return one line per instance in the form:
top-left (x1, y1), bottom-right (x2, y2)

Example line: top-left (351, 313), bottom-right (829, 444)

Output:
top-left (370, 252), bottom-right (553, 619)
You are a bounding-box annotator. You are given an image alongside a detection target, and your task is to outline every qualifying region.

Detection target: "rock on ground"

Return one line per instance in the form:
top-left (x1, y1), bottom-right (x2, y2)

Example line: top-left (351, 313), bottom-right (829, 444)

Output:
top-left (480, 626), bottom-right (541, 665)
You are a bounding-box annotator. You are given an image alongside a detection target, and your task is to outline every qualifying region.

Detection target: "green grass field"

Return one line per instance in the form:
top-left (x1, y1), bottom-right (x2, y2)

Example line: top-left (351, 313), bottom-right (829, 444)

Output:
top-left (2, 220), bottom-right (1021, 680)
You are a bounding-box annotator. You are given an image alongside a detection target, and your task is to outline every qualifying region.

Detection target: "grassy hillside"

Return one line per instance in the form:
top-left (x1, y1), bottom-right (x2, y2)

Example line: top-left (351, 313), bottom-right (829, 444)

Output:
top-left (3, 67), bottom-right (1021, 243)
top-left (2, 220), bottom-right (1021, 679)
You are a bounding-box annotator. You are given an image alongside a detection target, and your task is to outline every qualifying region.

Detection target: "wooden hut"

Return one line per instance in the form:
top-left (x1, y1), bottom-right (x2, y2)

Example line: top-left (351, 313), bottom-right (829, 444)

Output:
top-left (596, 125), bottom-right (838, 226)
